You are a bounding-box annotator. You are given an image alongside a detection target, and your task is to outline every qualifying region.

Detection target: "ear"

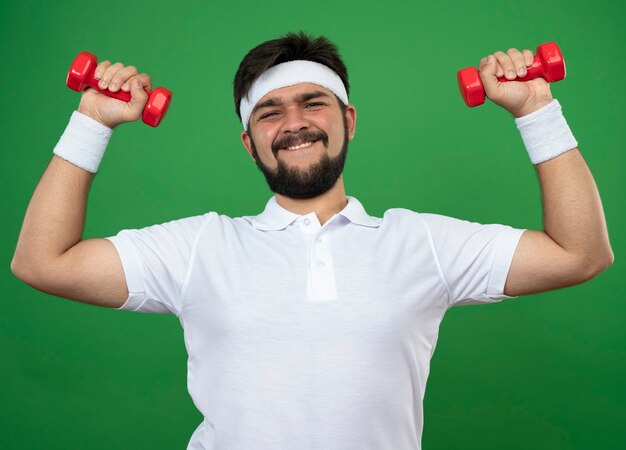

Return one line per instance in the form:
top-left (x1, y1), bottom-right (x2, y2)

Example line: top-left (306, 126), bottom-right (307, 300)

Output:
top-left (240, 130), bottom-right (255, 160)
top-left (345, 104), bottom-right (357, 140)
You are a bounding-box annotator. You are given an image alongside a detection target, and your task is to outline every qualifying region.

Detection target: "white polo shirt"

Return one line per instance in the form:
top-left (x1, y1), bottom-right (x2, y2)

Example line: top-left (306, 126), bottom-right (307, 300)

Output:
top-left (105, 195), bottom-right (526, 450)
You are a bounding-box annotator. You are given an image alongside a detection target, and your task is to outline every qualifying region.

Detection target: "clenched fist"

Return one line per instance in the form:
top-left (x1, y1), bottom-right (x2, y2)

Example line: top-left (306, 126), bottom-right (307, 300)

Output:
top-left (478, 48), bottom-right (554, 118)
top-left (77, 59), bottom-right (153, 128)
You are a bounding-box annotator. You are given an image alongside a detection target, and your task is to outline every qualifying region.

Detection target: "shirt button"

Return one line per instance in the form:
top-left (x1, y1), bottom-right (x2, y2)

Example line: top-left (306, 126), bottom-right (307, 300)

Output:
top-left (316, 260), bottom-right (326, 268)
top-left (315, 237), bottom-right (322, 243)
top-left (303, 218), bottom-right (311, 226)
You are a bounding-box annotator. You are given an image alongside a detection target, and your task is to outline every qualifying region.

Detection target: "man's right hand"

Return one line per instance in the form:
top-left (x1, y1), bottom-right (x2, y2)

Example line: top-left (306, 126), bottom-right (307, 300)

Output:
top-left (77, 59), bottom-right (153, 129)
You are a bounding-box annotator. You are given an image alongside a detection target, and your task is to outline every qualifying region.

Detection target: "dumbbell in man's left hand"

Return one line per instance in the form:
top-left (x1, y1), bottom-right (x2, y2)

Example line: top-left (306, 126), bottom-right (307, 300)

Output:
top-left (477, 47), bottom-right (554, 118)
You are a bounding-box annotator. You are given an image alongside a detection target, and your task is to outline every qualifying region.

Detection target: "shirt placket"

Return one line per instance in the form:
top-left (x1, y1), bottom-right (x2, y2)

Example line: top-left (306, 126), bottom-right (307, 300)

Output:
top-left (298, 214), bottom-right (338, 302)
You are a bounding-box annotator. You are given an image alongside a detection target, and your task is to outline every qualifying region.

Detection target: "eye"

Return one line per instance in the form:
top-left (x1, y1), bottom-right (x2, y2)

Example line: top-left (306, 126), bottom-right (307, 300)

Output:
top-left (259, 111), bottom-right (279, 120)
top-left (304, 102), bottom-right (325, 108)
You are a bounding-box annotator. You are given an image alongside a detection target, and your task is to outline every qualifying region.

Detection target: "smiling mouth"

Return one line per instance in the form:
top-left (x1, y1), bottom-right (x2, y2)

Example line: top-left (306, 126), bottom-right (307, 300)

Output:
top-left (282, 140), bottom-right (318, 151)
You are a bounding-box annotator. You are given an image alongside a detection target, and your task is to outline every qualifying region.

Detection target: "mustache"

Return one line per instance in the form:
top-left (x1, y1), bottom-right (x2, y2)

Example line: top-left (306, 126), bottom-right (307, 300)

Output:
top-left (272, 130), bottom-right (328, 153)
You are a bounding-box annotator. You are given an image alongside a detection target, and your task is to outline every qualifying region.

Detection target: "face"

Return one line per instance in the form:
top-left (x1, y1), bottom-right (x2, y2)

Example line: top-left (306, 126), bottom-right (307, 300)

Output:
top-left (241, 83), bottom-right (356, 199)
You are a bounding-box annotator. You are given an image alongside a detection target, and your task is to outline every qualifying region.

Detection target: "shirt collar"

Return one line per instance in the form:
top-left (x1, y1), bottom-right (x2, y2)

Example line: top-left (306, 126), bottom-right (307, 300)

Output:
top-left (251, 195), bottom-right (382, 231)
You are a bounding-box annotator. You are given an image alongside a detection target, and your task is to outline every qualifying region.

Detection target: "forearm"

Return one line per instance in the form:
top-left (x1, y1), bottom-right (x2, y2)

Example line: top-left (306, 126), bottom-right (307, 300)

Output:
top-left (12, 157), bottom-right (93, 270)
top-left (512, 98), bottom-right (614, 271)
top-left (12, 111), bottom-right (112, 275)
top-left (536, 148), bottom-right (613, 263)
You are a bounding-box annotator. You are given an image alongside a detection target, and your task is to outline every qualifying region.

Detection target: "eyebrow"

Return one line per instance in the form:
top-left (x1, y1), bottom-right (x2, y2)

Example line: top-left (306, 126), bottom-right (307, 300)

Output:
top-left (251, 90), bottom-right (331, 118)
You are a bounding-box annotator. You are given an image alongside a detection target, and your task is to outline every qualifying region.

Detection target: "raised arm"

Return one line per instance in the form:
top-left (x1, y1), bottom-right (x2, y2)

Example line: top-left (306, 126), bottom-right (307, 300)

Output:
top-left (504, 148), bottom-right (613, 296)
top-left (11, 153), bottom-right (128, 308)
top-left (475, 48), bottom-right (614, 297)
top-left (11, 58), bottom-right (152, 308)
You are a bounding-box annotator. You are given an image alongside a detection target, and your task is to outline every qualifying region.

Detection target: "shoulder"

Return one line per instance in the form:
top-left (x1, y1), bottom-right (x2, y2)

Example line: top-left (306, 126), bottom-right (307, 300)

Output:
top-left (380, 206), bottom-right (427, 228)
top-left (143, 211), bottom-right (219, 234)
top-left (379, 207), bottom-right (511, 240)
top-left (109, 211), bottom-right (220, 246)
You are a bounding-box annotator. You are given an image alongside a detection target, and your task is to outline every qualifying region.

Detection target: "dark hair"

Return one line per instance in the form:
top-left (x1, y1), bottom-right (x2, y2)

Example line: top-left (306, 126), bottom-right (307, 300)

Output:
top-left (233, 31), bottom-right (350, 124)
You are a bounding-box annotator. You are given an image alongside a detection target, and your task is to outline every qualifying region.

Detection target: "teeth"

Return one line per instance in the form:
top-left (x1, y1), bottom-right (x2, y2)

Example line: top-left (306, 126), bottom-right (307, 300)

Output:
top-left (286, 141), bottom-right (314, 150)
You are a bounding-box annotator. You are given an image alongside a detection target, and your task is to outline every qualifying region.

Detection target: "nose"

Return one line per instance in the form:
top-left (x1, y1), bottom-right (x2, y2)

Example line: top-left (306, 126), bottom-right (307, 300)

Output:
top-left (281, 105), bottom-right (310, 134)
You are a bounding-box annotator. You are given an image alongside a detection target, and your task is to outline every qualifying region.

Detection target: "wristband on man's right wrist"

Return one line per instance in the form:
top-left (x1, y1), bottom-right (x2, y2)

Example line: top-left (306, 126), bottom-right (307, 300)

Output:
top-left (53, 110), bottom-right (113, 173)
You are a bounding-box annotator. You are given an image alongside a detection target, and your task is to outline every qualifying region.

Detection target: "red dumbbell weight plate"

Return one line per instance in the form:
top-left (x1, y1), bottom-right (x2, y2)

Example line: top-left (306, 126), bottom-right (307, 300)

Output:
top-left (538, 42), bottom-right (566, 82)
top-left (67, 51), bottom-right (98, 92)
top-left (143, 87), bottom-right (173, 127)
top-left (457, 66), bottom-right (485, 107)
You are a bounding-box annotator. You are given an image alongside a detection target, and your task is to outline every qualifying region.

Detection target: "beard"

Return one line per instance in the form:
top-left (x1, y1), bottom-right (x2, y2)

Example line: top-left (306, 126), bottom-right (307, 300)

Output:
top-left (248, 114), bottom-right (350, 199)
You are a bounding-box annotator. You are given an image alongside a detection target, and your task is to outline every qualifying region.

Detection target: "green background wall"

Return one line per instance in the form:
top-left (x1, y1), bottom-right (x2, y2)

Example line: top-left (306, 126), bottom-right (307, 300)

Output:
top-left (1, 0), bottom-right (624, 448)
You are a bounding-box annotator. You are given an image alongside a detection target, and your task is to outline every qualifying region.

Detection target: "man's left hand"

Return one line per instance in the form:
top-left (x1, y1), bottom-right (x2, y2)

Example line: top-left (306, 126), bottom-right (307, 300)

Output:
top-left (478, 48), bottom-right (554, 118)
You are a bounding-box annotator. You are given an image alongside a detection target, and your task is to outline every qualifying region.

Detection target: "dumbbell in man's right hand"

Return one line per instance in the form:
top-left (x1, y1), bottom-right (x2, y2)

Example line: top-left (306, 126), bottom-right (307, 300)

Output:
top-left (68, 51), bottom-right (172, 128)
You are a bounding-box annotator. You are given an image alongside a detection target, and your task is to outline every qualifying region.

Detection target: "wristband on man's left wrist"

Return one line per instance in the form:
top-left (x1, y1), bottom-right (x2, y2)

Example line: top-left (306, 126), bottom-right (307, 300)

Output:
top-left (515, 99), bottom-right (578, 165)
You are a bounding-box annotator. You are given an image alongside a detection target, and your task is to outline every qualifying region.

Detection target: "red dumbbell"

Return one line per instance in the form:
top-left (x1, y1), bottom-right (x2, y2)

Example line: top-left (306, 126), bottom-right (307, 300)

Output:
top-left (66, 51), bottom-right (173, 127)
top-left (457, 41), bottom-right (566, 107)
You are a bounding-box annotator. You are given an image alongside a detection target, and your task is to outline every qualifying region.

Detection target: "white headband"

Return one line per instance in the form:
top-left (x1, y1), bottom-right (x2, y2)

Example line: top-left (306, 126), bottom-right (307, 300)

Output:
top-left (239, 60), bottom-right (349, 131)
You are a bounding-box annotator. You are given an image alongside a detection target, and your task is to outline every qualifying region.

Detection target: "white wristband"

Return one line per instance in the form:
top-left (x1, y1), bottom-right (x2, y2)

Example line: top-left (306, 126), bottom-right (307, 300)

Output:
top-left (515, 99), bottom-right (578, 165)
top-left (53, 110), bottom-right (113, 173)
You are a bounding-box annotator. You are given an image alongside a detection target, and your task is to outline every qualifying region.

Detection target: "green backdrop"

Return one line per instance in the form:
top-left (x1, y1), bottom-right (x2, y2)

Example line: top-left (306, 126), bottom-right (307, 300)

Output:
top-left (1, 0), bottom-right (624, 448)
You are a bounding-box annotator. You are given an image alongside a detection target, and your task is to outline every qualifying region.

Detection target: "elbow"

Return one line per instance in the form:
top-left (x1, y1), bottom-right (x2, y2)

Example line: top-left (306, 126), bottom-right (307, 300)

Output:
top-left (605, 249), bottom-right (615, 267)
top-left (11, 255), bottom-right (42, 287)
top-left (12, 251), bottom-right (68, 293)
top-left (600, 250), bottom-right (615, 273)
top-left (580, 250), bottom-right (615, 282)
top-left (11, 256), bottom-right (31, 284)
top-left (596, 247), bottom-right (615, 274)
top-left (10, 256), bottom-right (24, 280)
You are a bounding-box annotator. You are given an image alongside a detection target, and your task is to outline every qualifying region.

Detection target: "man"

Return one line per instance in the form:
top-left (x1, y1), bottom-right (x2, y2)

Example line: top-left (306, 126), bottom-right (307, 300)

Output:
top-left (12, 31), bottom-right (613, 449)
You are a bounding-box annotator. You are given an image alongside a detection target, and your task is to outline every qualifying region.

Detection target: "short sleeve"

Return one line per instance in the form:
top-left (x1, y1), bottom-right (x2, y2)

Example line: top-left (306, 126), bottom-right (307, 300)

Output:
top-left (420, 213), bottom-right (526, 307)
top-left (105, 213), bottom-right (213, 314)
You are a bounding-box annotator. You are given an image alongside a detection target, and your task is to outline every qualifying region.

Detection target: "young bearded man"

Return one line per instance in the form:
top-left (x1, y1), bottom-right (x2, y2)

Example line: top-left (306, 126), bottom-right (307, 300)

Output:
top-left (12, 31), bottom-right (614, 449)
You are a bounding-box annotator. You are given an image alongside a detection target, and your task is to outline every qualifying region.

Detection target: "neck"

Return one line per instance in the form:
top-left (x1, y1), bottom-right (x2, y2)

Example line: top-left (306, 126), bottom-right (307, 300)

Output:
top-left (274, 176), bottom-right (347, 226)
